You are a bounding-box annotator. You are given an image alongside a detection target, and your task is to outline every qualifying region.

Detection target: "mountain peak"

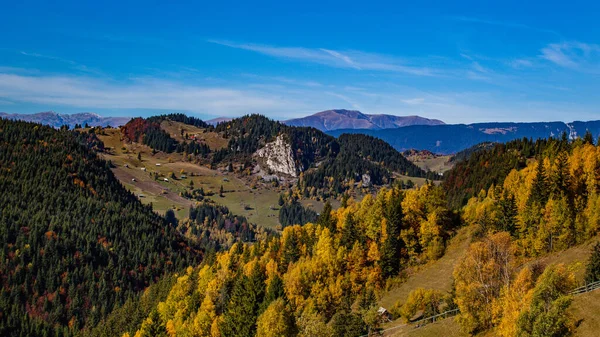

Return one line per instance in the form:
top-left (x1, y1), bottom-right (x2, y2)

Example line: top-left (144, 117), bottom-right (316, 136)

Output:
top-left (284, 109), bottom-right (444, 131)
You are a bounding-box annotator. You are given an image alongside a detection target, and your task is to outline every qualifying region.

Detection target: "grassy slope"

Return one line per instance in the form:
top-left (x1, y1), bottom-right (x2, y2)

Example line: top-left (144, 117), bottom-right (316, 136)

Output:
top-left (410, 155), bottom-right (454, 174)
top-left (571, 290), bottom-right (600, 336)
top-left (394, 174), bottom-right (441, 187)
top-left (159, 120), bottom-right (229, 149)
top-left (384, 235), bottom-right (600, 337)
top-left (387, 317), bottom-right (468, 337)
top-left (97, 128), bottom-right (284, 228)
top-left (95, 127), bottom-right (337, 229)
top-left (379, 226), bottom-right (473, 310)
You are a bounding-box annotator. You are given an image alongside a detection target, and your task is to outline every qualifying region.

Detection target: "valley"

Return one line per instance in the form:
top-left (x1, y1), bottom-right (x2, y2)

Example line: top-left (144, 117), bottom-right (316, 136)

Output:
top-left (93, 114), bottom-right (437, 229)
top-left (3, 113), bottom-right (600, 337)
top-left (4, 4), bottom-right (600, 337)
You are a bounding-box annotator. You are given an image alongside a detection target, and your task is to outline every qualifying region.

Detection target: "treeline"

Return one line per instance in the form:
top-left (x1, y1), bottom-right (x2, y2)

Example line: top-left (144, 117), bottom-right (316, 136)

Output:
top-left (449, 141), bottom-right (496, 164)
top-left (147, 113), bottom-right (211, 129)
top-left (125, 184), bottom-right (459, 337)
top-left (300, 151), bottom-right (391, 195)
top-left (0, 119), bottom-right (201, 336)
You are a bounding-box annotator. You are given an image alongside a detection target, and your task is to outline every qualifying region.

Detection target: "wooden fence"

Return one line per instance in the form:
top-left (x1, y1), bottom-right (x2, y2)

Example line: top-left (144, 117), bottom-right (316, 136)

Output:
top-left (411, 308), bottom-right (460, 327)
top-left (570, 280), bottom-right (600, 295)
top-left (360, 280), bottom-right (600, 336)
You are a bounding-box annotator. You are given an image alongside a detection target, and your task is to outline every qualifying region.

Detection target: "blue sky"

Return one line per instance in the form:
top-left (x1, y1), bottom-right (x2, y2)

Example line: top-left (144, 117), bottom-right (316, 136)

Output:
top-left (1, 0), bottom-right (599, 123)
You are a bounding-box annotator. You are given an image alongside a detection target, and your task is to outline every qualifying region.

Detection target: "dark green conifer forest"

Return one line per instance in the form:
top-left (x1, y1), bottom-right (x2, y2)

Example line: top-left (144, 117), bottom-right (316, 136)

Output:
top-left (0, 119), bottom-right (201, 336)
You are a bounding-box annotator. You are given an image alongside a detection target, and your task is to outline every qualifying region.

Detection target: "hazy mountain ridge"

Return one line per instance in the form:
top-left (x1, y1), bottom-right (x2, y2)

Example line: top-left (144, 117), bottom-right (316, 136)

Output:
top-left (0, 111), bottom-right (131, 128)
top-left (328, 120), bottom-right (600, 154)
top-left (206, 117), bottom-right (233, 125)
top-left (284, 109), bottom-right (445, 131)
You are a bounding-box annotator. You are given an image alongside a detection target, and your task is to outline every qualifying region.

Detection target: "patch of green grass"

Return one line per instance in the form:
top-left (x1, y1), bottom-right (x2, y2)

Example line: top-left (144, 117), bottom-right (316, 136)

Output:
top-left (97, 129), bottom-right (282, 228)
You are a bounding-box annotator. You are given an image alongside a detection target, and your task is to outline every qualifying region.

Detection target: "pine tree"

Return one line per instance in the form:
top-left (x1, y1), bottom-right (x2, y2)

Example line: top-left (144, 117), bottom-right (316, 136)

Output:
top-left (583, 130), bottom-right (595, 145)
top-left (341, 214), bottom-right (358, 248)
top-left (317, 201), bottom-right (334, 233)
top-left (282, 231), bottom-right (301, 267)
top-left (221, 265), bottom-right (265, 337)
top-left (165, 209), bottom-right (178, 227)
top-left (379, 190), bottom-right (404, 278)
top-left (585, 242), bottom-right (600, 284)
top-left (550, 152), bottom-right (571, 197)
top-left (221, 276), bottom-right (257, 337)
top-left (265, 275), bottom-right (285, 304)
top-left (498, 194), bottom-right (518, 235)
top-left (528, 159), bottom-right (549, 206)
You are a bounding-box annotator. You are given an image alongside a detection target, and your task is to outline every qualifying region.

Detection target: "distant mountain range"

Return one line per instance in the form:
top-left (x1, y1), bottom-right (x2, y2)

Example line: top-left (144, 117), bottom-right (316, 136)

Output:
top-left (206, 117), bottom-right (233, 125)
top-left (0, 111), bottom-right (131, 129)
top-left (328, 121), bottom-right (600, 154)
top-left (5, 111), bottom-right (600, 156)
top-left (283, 109), bottom-right (445, 131)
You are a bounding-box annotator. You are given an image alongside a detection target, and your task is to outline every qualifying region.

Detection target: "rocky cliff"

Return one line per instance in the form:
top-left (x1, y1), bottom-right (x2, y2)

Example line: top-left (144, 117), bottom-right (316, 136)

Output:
top-left (254, 134), bottom-right (300, 177)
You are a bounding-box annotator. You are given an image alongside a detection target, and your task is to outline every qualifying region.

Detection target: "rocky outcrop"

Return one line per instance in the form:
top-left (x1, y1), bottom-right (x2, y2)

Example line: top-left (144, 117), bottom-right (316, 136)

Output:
top-left (254, 134), bottom-right (299, 177)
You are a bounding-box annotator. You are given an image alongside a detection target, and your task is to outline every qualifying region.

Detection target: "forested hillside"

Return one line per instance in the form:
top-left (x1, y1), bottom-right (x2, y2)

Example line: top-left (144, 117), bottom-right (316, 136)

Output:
top-left (449, 137), bottom-right (600, 336)
top-left (443, 134), bottom-right (590, 208)
top-left (125, 184), bottom-right (459, 337)
top-left (121, 117), bottom-right (210, 156)
top-left (0, 119), bottom-right (202, 336)
top-left (178, 203), bottom-right (273, 253)
top-left (214, 114), bottom-right (339, 171)
top-left (300, 133), bottom-right (438, 197)
top-left (120, 114), bottom-right (434, 199)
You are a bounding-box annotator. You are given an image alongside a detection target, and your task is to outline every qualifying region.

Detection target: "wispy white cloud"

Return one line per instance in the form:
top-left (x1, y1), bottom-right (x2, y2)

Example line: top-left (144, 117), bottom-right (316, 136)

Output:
top-left (509, 58), bottom-right (534, 69)
top-left (401, 98), bottom-right (425, 105)
top-left (540, 41), bottom-right (600, 72)
top-left (208, 40), bottom-right (439, 76)
top-left (325, 92), bottom-right (362, 110)
top-left (0, 72), bottom-right (309, 116)
top-left (471, 61), bottom-right (489, 73)
top-left (241, 73), bottom-right (325, 88)
top-left (20, 50), bottom-right (104, 75)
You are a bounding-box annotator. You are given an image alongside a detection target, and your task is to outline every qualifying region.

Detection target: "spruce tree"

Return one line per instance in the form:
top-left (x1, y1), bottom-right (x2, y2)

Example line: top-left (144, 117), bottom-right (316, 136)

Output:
top-left (379, 190), bottom-right (404, 278)
top-left (585, 242), bottom-right (600, 284)
top-left (583, 130), bottom-right (595, 145)
top-left (341, 214), bottom-right (358, 248)
top-left (528, 158), bottom-right (549, 206)
top-left (317, 201), bottom-right (335, 233)
top-left (498, 194), bottom-right (518, 235)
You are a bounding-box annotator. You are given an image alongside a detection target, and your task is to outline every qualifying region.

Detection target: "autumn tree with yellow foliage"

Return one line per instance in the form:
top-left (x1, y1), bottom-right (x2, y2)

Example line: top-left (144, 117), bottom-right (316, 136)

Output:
top-left (127, 184), bottom-right (457, 337)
